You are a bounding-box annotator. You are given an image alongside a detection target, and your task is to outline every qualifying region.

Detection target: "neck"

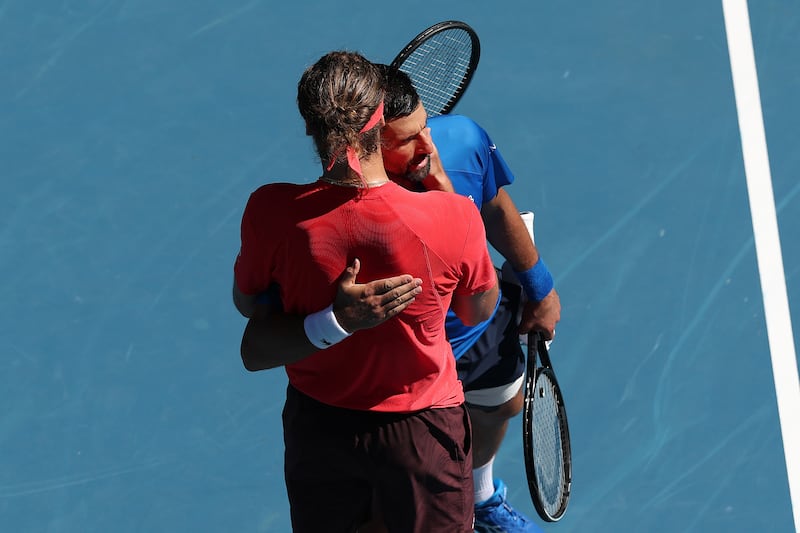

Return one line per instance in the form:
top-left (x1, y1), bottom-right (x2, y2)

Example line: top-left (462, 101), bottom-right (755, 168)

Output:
top-left (322, 152), bottom-right (390, 188)
top-left (320, 176), bottom-right (390, 188)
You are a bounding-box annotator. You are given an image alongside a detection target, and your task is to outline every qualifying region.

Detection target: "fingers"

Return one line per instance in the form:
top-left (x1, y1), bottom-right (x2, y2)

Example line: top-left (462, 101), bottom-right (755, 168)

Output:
top-left (519, 322), bottom-right (555, 342)
top-left (519, 318), bottom-right (556, 340)
top-left (364, 274), bottom-right (421, 297)
top-left (334, 259), bottom-right (425, 330)
top-left (382, 284), bottom-right (423, 318)
top-left (378, 277), bottom-right (422, 303)
top-left (539, 327), bottom-right (556, 341)
top-left (518, 296), bottom-right (559, 340)
top-left (338, 258), bottom-right (361, 288)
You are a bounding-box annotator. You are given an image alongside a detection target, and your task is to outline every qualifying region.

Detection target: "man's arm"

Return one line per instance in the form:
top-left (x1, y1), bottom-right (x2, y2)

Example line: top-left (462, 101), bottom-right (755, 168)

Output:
top-left (237, 259), bottom-right (423, 371)
top-left (481, 188), bottom-right (561, 339)
top-left (450, 282), bottom-right (499, 326)
top-left (448, 196), bottom-right (501, 327)
top-left (232, 281), bottom-right (260, 318)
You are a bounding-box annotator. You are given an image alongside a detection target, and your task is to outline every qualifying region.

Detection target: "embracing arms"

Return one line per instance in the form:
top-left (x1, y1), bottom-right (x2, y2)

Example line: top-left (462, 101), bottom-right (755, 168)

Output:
top-left (235, 259), bottom-right (423, 371)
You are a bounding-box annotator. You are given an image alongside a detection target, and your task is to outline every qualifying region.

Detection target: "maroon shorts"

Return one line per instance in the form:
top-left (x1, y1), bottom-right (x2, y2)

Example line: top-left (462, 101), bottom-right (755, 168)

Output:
top-left (282, 385), bottom-right (474, 532)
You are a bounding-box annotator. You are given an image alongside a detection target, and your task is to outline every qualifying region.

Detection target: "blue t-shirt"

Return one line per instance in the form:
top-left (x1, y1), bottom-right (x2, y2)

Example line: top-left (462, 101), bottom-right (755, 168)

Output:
top-left (429, 114), bottom-right (516, 358)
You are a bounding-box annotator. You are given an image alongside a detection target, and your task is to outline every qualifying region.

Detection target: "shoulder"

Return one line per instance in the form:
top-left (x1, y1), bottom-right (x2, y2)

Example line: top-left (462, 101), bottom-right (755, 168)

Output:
top-left (422, 189), bottom-right (480, 215)
top-left (429, 115), bottom-right (493, 161)
top-left (249, 182), bottom-right (310, 202)
top-left (388, 188), bottom-right (483, 251)
top-left (247, 181), bottom-right (329, 210)
top-left (390, 186), bottom-right (476, 211)
top-left (429, 114), bottom-right (481, 130)
top-left (242, 182), bottom-right (316, 225)
top-left (429, 114), bottom-right (487, 142)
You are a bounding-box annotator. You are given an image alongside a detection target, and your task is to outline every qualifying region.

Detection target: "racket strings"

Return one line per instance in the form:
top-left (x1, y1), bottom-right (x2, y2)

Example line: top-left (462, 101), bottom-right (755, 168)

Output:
top-left (398, 29), bottom-right (474, 116)
top-left (530, 372), bottom-right (569, 516)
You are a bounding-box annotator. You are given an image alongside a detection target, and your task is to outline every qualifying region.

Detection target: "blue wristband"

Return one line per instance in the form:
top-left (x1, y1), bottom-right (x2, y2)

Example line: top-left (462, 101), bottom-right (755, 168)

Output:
top-left (513, 257), bottom-right (554, 302)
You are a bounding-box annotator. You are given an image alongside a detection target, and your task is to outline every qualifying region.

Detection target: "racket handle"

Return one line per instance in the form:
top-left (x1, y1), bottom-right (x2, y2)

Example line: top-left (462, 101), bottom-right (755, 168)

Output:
top-left (518, 210), bottom-right (554, 349)
top-left (520, 211), bottom-right (535, 244)
top-left (517, 211), bottom-right (535, 347)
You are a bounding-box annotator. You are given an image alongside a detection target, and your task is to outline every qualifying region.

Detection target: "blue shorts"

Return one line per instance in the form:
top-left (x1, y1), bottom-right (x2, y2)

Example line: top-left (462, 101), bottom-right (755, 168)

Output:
top-left (456, 274), bottom-right (525, 406)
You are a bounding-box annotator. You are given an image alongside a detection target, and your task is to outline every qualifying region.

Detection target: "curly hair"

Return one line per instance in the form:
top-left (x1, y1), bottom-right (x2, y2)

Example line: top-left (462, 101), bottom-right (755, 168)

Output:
top-left (297, 51), bottom-right (385, 169)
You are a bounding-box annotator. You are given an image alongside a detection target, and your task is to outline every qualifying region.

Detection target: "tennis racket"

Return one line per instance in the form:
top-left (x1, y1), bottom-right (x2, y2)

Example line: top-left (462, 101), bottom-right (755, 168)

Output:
top-left (523, 331), bottom-right (572, 522)
top-left (520, 211), bottom-right (572, 522)
top-left (389, 20), bottom-right (480, 117)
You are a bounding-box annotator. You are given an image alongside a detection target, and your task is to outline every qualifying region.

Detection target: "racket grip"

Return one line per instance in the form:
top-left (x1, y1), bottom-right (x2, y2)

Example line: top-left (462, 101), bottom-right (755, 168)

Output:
top-left (520, 331), bottom-right (553, 349)
top-left (518, 210), bottom-right (554, 349)
top-left (520, 211), bottom-right (535, 244)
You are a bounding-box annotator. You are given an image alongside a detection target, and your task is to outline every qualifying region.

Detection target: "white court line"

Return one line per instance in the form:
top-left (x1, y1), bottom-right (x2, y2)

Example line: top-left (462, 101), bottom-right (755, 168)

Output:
top-left (722, 1), bottom-right (800, 530)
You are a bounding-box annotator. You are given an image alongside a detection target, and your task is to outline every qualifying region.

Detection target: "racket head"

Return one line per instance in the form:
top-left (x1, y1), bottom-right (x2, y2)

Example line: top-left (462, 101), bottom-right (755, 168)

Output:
top-left (389, 20), bottom-right (480, 117)
top-left (523, 333), bottom-right (573, 522)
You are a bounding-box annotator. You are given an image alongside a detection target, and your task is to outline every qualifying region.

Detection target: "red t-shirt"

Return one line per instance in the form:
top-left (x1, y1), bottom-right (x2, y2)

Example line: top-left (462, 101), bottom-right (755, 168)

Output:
top-left (234, 180), bottom-right (496, 412)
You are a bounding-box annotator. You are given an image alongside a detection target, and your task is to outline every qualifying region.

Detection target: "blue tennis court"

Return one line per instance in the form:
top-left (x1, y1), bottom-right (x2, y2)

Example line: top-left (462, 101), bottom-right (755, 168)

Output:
top-left (2, 1), bottom-right (798, 531)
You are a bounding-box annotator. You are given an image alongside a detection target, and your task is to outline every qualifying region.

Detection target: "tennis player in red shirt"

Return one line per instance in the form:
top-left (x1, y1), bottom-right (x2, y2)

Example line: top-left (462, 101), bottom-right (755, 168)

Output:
top-left (233, 51), bottom-right (498, 532)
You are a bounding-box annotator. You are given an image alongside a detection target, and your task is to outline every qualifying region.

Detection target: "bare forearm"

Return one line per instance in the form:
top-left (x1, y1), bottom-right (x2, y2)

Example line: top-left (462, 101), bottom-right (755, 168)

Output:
top-left (482, 189), bottom-right (539, 271)
top-left (240, 313), bottom-right (317, 371)
top-left (451, 282), bottom-right (499, 326)
top-left (233, 280), bottom-right (257, 318)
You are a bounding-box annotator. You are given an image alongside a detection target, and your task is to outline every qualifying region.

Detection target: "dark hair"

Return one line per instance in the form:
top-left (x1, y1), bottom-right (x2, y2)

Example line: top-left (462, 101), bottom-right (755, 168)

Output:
top-left (375, 64), bottom-right (421, 122)
top-left (297, 51), bottom-right (385, 167)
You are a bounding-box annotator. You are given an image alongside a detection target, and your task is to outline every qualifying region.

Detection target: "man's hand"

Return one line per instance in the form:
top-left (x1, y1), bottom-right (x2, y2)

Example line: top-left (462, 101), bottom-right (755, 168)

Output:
top-left (518, 288), bottom-right (561, 340)
top-left (390, 144), bottom-right (455, 194)
top-left (420, 144), bottom-right (455, 192)
top-left (333, 259), bottom-right (423, 332)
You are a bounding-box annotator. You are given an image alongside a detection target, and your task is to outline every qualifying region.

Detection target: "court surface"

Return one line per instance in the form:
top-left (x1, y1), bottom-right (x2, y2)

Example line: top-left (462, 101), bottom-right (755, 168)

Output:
top-left (2, 1), bottom-right (798, 531)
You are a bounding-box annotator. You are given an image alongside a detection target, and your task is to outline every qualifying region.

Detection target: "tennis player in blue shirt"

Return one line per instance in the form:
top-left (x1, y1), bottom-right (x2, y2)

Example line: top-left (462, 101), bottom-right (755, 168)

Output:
top-left (376, 66), bottom-right (561, 532)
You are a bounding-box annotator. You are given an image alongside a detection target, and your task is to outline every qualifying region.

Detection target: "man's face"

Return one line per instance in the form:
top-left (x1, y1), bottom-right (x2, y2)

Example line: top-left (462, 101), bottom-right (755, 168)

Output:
top-left (381, 103), bottom-right (435, 184)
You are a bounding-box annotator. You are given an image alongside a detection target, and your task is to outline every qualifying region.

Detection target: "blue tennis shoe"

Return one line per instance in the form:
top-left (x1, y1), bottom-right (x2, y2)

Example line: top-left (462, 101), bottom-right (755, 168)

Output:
top-left (474, 479), bottom-right (544, 533)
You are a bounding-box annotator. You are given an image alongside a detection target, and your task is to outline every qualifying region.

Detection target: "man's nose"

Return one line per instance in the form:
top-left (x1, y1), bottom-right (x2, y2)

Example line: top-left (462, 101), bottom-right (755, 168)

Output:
top-left (418, 128), bottom-right (434, 153)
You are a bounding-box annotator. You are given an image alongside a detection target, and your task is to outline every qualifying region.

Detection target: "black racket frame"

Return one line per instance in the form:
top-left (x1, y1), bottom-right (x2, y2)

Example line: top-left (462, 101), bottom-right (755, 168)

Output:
top-left (523, 331), bottom-right (573, 522)
top-left (389, 20), bottom-right (481, 116)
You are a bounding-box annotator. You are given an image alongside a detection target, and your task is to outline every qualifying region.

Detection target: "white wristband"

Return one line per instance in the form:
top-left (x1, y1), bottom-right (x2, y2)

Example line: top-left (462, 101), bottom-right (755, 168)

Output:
top-left (303, 304), bottom-right (351, 349)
